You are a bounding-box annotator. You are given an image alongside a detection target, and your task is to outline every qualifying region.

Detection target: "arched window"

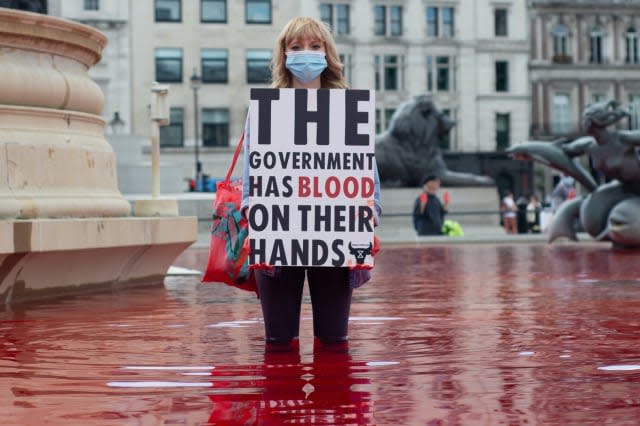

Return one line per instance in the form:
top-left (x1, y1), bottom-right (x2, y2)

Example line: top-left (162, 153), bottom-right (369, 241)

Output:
top-left (552, 93), bottom-right (571, 135)
top-left (589, 26), bottom-right (603, 63)
top-left (552, 23), bottom-right (568, 57)
top-left (626, 27), bottom-right (639, 64)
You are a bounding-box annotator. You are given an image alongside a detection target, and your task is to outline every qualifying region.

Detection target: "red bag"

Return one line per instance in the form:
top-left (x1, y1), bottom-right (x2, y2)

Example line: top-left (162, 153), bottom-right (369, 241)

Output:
top-left (202, 134), bottom-right (257, 294)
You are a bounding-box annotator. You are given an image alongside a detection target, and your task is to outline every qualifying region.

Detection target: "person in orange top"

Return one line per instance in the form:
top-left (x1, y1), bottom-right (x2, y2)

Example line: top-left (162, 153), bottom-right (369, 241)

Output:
top-left (413, 175), bottom-right (449, 235)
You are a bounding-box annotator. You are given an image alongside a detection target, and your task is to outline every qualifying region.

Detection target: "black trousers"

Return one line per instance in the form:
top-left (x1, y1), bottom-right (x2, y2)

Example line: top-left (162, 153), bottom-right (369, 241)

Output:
top-left (256, 266), bottom-right (352, 344)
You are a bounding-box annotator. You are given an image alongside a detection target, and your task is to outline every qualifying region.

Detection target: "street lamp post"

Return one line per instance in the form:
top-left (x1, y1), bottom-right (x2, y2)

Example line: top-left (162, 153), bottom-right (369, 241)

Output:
top-left (150, 82), bottom-right (170, 198)
top-left (190, 69), bottom-right (202, 190)
top-left (108, 111), bottom-right (125, 135)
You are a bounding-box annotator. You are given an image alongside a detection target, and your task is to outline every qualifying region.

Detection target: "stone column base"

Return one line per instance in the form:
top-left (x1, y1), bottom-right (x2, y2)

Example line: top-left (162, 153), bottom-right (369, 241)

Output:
top-left (0, 216), bottom-right (198, 304)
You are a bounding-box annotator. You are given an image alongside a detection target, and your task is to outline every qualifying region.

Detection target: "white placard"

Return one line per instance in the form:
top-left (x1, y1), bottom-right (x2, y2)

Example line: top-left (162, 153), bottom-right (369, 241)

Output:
top-left (248, 88), bottom-right (376, 267)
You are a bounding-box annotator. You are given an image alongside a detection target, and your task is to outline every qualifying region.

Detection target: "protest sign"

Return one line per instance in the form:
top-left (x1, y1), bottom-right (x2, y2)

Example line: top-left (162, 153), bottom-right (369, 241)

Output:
top-left (248, 88), bottom-right (376, 267)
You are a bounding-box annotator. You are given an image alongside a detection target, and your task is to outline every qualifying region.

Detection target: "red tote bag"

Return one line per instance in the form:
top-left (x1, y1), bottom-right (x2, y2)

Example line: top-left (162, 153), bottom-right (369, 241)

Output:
top-left (201, 134), bottom-right (257, 294)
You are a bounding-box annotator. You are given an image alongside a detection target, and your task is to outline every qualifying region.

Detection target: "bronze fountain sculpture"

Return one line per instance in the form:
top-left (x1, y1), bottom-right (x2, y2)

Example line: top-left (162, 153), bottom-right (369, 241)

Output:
top-left (509, 100), bottom-right (640, 248)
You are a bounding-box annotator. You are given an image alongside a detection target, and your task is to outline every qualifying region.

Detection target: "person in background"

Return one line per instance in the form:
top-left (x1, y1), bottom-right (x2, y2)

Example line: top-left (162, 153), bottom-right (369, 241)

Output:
top-left (241, 17), bottom-right (382, 350)
top-left (413, 175), bottom-right (448, 236)
top-left (526, 194), bottom-right (542, 233)
top-left (501, 191), bottom-right (518, 234)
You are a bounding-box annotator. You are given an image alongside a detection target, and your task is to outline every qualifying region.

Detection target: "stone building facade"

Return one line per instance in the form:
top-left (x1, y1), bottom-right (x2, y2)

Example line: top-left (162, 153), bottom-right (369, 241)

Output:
top-left (529, 0), bottom-right (640, 138)
top-left (49, 0), bottom-right (132, 135)
top-left (43, 0), bottom-right (531, 191)
top-left (303, 0), bottom-right (531, 155)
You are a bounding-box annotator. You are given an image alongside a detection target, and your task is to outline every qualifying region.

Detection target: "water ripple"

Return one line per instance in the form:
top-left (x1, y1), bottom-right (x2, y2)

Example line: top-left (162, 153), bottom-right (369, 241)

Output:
top-left (1, 244), bottom-right (640, 425)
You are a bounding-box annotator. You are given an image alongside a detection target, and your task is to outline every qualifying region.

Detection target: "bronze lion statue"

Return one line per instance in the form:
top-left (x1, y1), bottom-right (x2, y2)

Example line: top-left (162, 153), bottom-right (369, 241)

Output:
top-left (376, 95), bottom-right (494, 187)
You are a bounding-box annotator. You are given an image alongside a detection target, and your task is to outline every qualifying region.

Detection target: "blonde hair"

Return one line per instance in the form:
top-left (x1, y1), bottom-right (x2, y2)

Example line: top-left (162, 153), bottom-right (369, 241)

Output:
top-left (271, 17), bottom-right (347, 89)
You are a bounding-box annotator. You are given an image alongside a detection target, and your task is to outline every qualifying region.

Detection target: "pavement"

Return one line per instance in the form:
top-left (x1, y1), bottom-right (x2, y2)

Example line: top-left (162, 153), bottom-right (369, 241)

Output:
top-left (189, 213), bottom-right (573, 249)
top-left (125, 192), bottom-right (600, 249)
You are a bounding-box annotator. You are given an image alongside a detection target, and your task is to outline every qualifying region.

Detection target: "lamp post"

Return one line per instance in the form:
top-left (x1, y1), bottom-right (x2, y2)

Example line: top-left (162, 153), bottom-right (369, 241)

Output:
top-left (190, 69), bottom-right (202, 190)
top-left (108, 111), bottom-right (125, 135)
top-left (150, 82), bottom-right (170, 198)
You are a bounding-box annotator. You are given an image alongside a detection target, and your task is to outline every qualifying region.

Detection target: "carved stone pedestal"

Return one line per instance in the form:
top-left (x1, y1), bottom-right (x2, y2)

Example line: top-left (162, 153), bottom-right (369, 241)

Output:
top-left (0, 10), bottom-right (197, 304)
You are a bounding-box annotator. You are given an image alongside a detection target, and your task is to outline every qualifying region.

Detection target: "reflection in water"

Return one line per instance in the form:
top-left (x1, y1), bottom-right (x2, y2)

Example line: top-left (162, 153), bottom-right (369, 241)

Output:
top-left (1, 244), bottom-right (640, 425)
top-left (207, 343), bottom-right (373, 424)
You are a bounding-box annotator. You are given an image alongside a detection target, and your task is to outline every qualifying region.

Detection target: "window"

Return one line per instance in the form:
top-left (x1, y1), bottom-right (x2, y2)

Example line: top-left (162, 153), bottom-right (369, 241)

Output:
top-left (427, 55), bottom-right (454, 92)
top-left (496, 113), bottom-right (510, 151)
top-left (202, 108), bottom-right (229, 147)
top-left (160, 107), bottom-right (184, 147)
top-left (246, 49), bottom-right (272, 84)
top-left (374, 5), bottom-right (402, 37)
top-left (155, 48), bottom-right (182, 82)
top-left (436, 57), bottom-right (450, 91)
top-left (626, 27), bottom-right (639, 64)
top-left (442, 7), bottom-right (454, 38)
top-left (375, 55), bottom-right (403, 91)
top-left (201, 49), bottom-right (228, 83)
top-left (336, 4), bottom-right (350, 35)
top-left (321, 4), bottom-right (333, 29)
top-left (339, 53), bottom-right (352, 85)
top-left (427, 7), bottom-right (438, 37)
top-left (201, 0), bottom-right (226, 23)
top-left (426, 6), bottom-right (454, 38)
top-left (552, 93), bottom-right (571, 134)
top-left (84, 0), bottom-right (99, 11)
top-left (552, 23), bottom-right (568, 57)
top-left (384, 56), bottom-right (399, 90)
top-left (495, 61), bottom-right (508, 92)
top-left (320, 3), bottom-right (350, 35)
top-left (155, 0), bottom-right (181, 22)
top-left (390, 6), bottom-right (402, 36)
top-left (592, 93), bottom-right (606, 103)
top-left (589, 26), bottom-right (603, 64)
top-left (375, 108), bottom-right (395, 132)
top-left (494, 8), bottom-right (507, 37)
top-left (246, 0), bottom-right (271, 24)
top-left (384, 108), bottom-right (395, 129)
top-left (374, 6), bottom-right (386, 36)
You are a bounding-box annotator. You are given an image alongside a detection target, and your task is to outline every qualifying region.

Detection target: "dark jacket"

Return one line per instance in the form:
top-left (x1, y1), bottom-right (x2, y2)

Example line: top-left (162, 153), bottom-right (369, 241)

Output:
top-left (413, 194), bottom-right (447, 235)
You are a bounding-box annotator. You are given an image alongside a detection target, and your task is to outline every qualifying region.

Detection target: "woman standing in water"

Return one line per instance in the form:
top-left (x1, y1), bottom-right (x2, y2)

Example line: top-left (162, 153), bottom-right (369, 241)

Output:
top-left (241, 17), bottom-right (382, 349)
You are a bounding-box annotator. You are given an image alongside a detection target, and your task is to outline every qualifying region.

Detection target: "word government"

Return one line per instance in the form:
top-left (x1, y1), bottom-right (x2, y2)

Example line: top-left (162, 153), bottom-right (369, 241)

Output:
top-left (249, 151), bottom-right (375, 171)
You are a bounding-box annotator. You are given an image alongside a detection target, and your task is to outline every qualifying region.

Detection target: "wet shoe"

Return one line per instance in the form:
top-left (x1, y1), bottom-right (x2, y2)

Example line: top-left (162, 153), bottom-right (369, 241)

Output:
top-left (313, 336), bottom-right (349, 353)
top-left (264, 336), bottom-right (299, 352)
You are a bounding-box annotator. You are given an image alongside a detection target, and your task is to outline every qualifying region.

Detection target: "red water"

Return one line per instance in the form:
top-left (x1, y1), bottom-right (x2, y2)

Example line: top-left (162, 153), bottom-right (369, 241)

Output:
top-left (2, 244), bottom-right (640, 425)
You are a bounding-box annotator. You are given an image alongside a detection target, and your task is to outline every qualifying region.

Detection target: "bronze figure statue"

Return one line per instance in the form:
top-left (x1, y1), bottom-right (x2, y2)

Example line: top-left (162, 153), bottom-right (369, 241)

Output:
top-left (509, 100), bottom-right (640, 248)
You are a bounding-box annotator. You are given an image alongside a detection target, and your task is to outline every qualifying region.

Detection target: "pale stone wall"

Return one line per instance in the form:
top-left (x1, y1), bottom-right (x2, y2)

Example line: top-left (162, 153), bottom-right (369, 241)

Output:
top-left (51, 0), bottom-right (132, 134)
top-left (0, 9), bottom-right (130, 219)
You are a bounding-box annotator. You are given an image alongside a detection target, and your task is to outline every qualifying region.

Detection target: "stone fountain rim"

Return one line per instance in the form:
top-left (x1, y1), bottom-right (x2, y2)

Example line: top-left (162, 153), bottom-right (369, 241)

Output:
top-left (0, 104), bottom-right (106, 125)
top-left (0, 8), bottom-right (107, 67)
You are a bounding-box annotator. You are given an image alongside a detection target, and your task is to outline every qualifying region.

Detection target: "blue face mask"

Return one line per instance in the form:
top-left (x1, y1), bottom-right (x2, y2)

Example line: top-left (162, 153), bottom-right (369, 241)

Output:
top-left (285, 51), bottom-right (327, 84)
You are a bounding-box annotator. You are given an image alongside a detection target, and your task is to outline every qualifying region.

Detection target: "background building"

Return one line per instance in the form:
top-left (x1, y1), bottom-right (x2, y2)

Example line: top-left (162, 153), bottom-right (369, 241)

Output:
top-left (129, 0), bottom-right (300, 187)
top-left (528, 0), bottom-right (640, 195)
top-left (49, 0), bottom-right (131, 135)
top-left (301, 0), bottom-right (530, 155)
top-left (39, 0), bottom-right (534, 195)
